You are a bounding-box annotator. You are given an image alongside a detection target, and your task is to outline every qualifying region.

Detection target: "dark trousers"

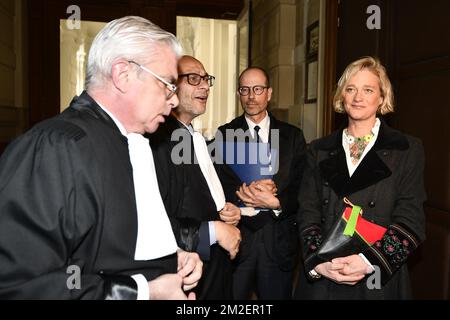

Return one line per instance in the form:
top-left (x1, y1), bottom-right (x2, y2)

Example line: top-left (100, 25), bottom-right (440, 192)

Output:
top-left (232, 228), bottom-right (293, 300)
top-left (195, 245), bottom-right (233, 300)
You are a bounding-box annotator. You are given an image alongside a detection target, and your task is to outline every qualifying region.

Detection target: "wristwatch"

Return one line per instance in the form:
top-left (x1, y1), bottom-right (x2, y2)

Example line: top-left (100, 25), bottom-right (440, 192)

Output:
top-left (309, 269), bottom-right (322, 279)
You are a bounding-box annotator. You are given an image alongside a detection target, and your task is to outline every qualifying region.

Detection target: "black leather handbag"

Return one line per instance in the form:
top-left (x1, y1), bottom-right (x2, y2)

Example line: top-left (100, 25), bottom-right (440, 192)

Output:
top-left (317, 198), bottom-right (387, 262)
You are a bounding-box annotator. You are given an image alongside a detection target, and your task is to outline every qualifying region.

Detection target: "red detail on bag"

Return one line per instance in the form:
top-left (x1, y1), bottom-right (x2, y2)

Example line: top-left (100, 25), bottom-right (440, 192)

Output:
top-left (343, 207), bottom-right (387, 244)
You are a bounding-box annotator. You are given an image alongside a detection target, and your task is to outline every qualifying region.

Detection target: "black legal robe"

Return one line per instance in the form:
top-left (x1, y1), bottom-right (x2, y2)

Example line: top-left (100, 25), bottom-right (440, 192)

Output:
top-left (0, 92), bottom-right (177, 299)
top-left (295, 119), bottom-right (426, 299)
top-left (150, 114), bottom-right (232, 300)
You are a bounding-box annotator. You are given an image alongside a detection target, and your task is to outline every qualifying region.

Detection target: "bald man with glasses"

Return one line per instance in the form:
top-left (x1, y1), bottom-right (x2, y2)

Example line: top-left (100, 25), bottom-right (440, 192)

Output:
top-left (150, 55), bottom-right (241, 299)
top-left (216, 67), bottom-right (307, 299)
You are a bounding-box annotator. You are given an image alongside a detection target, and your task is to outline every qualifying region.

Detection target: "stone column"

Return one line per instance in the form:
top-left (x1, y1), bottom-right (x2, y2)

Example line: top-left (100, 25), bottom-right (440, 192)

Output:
top-left (251, 0), bottom-right (297, 123)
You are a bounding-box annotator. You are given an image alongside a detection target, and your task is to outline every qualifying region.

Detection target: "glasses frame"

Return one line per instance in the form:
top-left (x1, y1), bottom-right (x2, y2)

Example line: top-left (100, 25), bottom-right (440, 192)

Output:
top-left (237, 85), bottom-right (268, 96)
top-left (179, 73), bottom-right (215, 87)
top-left (128, 60), bottom-right (177, 99)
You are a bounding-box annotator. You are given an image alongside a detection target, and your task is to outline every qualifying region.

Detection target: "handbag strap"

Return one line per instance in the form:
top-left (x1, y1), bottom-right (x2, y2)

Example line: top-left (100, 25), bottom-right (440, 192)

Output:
top-left (343, 197), bottom-right (362, 236)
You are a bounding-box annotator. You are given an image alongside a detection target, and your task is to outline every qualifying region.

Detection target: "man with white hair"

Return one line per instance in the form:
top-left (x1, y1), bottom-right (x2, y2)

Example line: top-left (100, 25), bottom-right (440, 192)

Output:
top-left (0, 16), bottom-right (202, 300)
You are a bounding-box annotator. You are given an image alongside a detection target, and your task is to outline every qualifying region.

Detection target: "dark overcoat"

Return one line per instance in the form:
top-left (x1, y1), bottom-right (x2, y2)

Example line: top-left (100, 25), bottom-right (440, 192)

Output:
top-left (295, 119), bottom-right (426, 299)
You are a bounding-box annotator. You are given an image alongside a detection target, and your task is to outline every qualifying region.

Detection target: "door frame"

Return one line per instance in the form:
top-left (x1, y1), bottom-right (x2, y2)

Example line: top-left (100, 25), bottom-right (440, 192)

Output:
top-left (322, 0), bottom-right (338, 135)
top-left (27, 0), bottom-right (244, 126)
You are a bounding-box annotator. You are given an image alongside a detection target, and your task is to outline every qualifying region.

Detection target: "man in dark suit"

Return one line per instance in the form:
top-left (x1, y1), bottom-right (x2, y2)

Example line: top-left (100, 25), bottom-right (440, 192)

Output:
top-left (216, 67), bottom-right (307, 299)
top-left (151, 55), bottom-right (241, 299)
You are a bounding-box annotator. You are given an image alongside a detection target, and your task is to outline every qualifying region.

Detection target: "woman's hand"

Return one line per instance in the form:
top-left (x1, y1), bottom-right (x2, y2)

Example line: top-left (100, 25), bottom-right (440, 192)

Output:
top-left (331, 254), bottom-right (374, 278)
top-left (314, 255), bottom-right (368, 286)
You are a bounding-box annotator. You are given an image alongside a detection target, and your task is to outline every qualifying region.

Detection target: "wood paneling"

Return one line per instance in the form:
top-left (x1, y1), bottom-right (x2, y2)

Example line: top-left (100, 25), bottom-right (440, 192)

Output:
top-left (396, 66), bottom-right (450, 210)
top-left (392, 5), bottom-right (450, 294)
top-left (322, 0), bottom-right (337, 135)
top-left (0, 0), bottom-right (14, 14)
top-left (0, 1), bottom-right (14, 49)
top-left (0, 105), bottom-right (28, 153)
top-left (395, 0), bottom-right (450, 64)
top-left (0, 64), bottom-right (14, 106)
top-left (176, 0), bottom-right (243, 20)
top-left (409, 205), bottom-right (450, 299)
top-left (391, 0), bottom-right (450, 213)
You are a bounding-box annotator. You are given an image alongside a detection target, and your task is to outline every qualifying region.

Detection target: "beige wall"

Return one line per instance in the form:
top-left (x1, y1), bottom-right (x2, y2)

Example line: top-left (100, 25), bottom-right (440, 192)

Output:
top-left (295, 0), bottom-right (325, 142)
top-left (250, 0), bottom-right (325, 142)
top-left (0, 0), bottom-right (27, 143)
top-left (60, 20), bottom-right (106, 111)
top-left (251, 0), bottom-right (296, 123)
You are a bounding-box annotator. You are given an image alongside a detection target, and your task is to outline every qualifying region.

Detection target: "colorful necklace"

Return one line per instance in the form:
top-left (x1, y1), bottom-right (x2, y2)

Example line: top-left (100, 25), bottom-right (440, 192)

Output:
top-left (345, 129), bottom-right (374, 164)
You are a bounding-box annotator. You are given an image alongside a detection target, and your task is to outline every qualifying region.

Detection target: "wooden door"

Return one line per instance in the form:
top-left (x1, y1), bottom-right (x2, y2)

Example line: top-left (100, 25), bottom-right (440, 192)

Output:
top-left (391, 0), bottom-right (450, 299)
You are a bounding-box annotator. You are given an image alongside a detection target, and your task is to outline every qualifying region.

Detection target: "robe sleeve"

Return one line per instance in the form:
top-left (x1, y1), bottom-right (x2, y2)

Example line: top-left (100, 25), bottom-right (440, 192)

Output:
top-left (0, 121), bottom-right (137, 299)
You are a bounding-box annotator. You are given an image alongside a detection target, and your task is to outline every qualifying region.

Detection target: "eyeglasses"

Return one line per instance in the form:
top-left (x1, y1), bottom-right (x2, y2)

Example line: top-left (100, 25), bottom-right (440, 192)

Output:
top-left (128, 60), bottom-right (177, 99)
top-left (238, 85), bottom-right (268, 96)
top-left (179, 73), bottom-right (215, 87)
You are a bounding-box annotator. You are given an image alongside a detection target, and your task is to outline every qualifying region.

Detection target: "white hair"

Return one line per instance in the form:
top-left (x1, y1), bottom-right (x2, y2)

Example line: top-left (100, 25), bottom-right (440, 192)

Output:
top-left (85, 16), bottom-right (182, 91)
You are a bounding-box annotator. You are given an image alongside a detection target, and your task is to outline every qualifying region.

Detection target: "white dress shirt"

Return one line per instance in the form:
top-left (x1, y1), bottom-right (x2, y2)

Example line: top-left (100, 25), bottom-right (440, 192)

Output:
top-left (342, 117), bottom-right (381, 272)
top-left (245, 111), bottom-right (270, 143)
top-left (342, 118), bottom-right (381, 177)
top-left (183, 121), bottom-right (226, 245)
top-left (242, 112), bottom-right (281, 216)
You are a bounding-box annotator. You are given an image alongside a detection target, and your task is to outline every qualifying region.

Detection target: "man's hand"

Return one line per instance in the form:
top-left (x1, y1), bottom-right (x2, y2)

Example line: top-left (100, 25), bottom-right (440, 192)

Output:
top-left (214, 221), bottom-right (241, 259)
top-left (254, 179), bottom-right (277, 194)
top-left (219, 202), bottom-right (241, 226)
top-left (236, 181), bottom-right (280, 209)
top-left (148, 273), bottom-right (196, 300)
top-left (176, 250), bottom-right (203, 291)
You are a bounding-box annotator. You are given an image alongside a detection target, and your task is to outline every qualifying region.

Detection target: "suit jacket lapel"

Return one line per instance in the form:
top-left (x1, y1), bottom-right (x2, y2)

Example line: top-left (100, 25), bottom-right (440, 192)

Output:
top-left (269, 116), bottom-right (290, 193)
top-left (237, 114), bottom-right (250, 131)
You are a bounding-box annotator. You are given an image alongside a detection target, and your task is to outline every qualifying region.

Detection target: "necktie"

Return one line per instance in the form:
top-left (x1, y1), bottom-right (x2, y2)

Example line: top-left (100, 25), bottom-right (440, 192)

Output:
top-left (254, 125), bottom-right (261, 143)
top-left (253, 125), bottom-right (273, 174)
top-left (192, 131), bottom-right (226, 211)
top-left (127, 133), bottom-right (178, 260)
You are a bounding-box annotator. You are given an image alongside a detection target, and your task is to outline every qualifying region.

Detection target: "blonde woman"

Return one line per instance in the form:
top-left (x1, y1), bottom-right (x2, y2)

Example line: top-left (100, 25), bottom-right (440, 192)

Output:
top-left (295, 56), bottom-right (426, 299)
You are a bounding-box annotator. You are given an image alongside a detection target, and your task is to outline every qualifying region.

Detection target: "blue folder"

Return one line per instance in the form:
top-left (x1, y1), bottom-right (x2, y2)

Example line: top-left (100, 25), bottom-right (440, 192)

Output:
top-left (217, 141), bottom-right (278, 185)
